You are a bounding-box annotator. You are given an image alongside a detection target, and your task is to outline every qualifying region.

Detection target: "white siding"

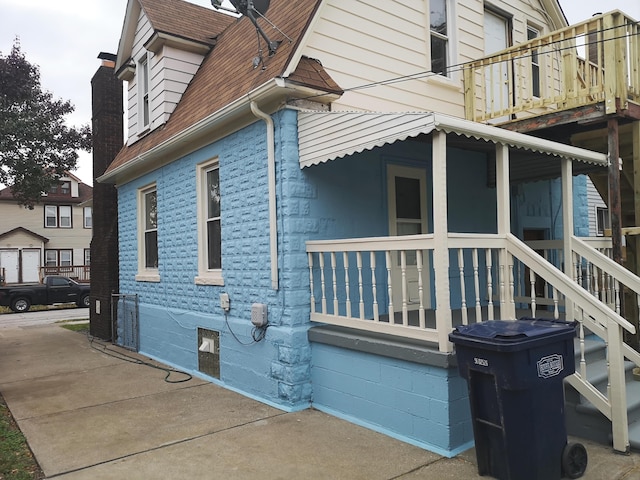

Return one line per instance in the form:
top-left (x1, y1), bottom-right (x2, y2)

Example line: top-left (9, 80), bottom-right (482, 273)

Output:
top-left (299, 0), bottom-right (558, 117)
top-left (126, 11), bottom-right (206, 143)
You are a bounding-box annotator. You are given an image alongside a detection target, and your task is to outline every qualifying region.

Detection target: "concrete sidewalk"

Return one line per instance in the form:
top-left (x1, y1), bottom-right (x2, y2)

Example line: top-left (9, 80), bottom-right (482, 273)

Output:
top-left (1, 324), bottom-right (639, 479)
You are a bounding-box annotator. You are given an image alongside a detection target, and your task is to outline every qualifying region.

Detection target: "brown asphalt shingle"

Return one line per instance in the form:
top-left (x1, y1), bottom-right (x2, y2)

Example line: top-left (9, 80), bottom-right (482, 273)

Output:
top-left (106, 0), bottom-right (337, 176)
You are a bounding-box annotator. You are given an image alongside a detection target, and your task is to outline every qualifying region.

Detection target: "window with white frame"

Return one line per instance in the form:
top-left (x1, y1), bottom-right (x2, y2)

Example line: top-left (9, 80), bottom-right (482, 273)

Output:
top-left (136, 184), bottom-right (159, 281)
top-left (84, 248), bottom-right (91, 266)
top-left (527, 25), bottom-right (541, 97)
top-left (139, 54), bottom-right (150, 130)
top-left (430, 0), bottom-right (448, 76)
top-left (195, 159), bottom-right (223, 285)
top-left (84, 207), bottom-right (92, 228)
top-left (45, 249), bottom-right (73, 267)
top-left (44, 205), bottom-right (72, 228)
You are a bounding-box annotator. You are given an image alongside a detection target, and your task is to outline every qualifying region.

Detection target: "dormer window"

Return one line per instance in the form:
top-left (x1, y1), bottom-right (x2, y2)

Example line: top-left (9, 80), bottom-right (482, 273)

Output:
top-left (61, 181), bottom-right (70, 195)
top-left (139, 54), bottom-right (150, 130)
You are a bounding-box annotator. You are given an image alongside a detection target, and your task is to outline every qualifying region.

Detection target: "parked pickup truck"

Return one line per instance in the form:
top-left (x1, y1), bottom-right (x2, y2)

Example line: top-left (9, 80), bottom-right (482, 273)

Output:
top-left (0, 276), bottom-right (90, 313)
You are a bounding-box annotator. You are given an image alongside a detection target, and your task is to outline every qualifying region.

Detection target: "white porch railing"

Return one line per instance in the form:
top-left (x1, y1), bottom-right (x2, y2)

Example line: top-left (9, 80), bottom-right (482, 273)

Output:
top-left (307, 232), bottom-right (637, 452)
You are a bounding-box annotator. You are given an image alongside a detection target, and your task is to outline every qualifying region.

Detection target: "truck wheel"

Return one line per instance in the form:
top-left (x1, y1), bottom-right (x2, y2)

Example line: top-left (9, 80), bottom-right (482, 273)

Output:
top-left (10, 297), bottom-right (31, 313)
top-left (562, 442), bottom-right (588, 479)
top-left (77, 294), bottom-right (90, 308)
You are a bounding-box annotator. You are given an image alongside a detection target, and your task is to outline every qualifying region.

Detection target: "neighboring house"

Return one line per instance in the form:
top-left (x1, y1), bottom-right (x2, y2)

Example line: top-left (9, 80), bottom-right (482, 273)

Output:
top-left (0, 173), bottom-right (92, 284)
top-left (98, 0), bottom-right (640, 455)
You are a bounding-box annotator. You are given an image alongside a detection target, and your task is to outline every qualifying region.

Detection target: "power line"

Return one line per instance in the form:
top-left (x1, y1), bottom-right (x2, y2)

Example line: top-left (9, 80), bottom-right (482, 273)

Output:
top-left (296, 19), bottom-right (639, 99)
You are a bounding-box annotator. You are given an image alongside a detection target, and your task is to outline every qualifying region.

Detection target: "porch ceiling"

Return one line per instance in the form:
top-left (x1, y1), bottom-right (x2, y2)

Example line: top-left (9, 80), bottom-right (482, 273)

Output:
top-left (297, 111), bottom-right (609, 177)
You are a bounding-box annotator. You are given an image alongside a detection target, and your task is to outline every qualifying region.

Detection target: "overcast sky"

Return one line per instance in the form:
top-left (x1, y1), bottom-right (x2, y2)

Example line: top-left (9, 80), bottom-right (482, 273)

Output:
top-left (1, 0), bottom-right (639, 186)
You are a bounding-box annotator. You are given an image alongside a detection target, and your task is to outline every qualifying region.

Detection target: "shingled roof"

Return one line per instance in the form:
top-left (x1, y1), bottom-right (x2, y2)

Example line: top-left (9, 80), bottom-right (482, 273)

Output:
top-left (139, 0), bottom-right (236, 46)
top-left (105, 0), bottom-right (342, 178)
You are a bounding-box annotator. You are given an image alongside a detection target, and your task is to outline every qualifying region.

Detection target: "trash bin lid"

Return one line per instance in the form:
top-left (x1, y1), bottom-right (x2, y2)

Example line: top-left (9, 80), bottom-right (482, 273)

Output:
top-left (450, 318), bottom-right (576, 350)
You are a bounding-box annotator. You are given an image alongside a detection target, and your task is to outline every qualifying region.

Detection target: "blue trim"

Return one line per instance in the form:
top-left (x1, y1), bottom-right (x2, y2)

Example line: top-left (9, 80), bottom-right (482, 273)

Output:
top-left (312, 403), bottom-right (475, 458)
top-left (138, 348), bottom-right (311, 413)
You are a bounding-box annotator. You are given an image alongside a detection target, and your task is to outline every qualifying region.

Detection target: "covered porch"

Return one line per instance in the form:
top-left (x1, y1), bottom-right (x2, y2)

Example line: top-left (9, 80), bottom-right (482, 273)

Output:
top-left (299, 110), bottom-right (640, 453)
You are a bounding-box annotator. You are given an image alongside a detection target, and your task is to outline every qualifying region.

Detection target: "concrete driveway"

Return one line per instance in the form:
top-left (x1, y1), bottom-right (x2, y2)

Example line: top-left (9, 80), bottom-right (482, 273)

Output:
top-left (0, 307), bottom-right (89, 328)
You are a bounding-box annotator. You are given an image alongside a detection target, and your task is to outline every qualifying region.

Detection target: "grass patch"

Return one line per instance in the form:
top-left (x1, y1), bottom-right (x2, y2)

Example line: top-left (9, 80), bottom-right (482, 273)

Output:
top-left (60, 322), bottom-right (89, 333)
top-left (0, 394), bottom-right (44, 480)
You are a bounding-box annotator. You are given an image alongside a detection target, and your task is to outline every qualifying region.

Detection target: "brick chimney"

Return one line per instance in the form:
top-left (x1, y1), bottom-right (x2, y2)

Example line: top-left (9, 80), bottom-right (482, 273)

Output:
top-left (89, 52), bottom-right (123, 340)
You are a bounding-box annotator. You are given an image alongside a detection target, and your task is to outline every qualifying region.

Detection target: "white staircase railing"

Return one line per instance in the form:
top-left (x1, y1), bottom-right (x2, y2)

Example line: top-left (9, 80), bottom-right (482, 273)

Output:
top-left (307, 233), bottom-right (638, 452)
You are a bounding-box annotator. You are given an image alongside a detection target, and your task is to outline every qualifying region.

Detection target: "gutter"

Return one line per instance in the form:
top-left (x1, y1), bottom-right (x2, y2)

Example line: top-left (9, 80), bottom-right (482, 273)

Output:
top-left (250, 101), bottom-right (279, 291)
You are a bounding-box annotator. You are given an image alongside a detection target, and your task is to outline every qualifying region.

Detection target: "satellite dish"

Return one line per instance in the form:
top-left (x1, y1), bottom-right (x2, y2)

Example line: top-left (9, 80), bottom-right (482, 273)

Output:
top-left (228, 0), bottom-right (270, 16)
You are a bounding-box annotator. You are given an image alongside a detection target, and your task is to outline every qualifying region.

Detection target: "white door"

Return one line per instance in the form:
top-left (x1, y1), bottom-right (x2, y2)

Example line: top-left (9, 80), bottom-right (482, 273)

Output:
top-left (387, 165), bottom-right (429, 313)
top-left (0, 250), bottom-right (19, 284)
top-left (22, 250), bottom-right (41, 283)
top-left (484, 10), bottom-right (510, 123)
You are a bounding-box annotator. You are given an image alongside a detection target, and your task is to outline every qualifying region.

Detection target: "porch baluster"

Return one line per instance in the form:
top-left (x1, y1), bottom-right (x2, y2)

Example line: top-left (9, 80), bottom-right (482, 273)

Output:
top-left (386, 251), bottom-right (394, 323)
top-left (614, 279), bottom-right (621, 315)
top-left (371, 251), bottom-right (379, 322)
top-left (319, 253), bottom-right (327, 314)
top-left (578, 309), bottom-right (587, 379)
top-left (530, 267), bottom-right (536, 317)
top-left (343, 252), bottom-right (351, 318)
top-left (331, 252), bottom-right (338, 315)
top-left (499, 264), bottom-right (505, 315)
top-left (458, 249), bottom-right (468, 326)
top-left (417, 250), bottom-right (425, 329)
top-left (509, 262), bottom-right (515, 314)
top-left (357, 252), bottom-right (364, 319)
top-left (553, 287), bottom-right (559, 320)
top-left (486, 249), bottom-right (494, 321)
top-left (308, 253), bottom-right (315, 314)
top-left (401, 251), bottom-right (408, 326)
top-left (473, 249), bottom-right (481, 322)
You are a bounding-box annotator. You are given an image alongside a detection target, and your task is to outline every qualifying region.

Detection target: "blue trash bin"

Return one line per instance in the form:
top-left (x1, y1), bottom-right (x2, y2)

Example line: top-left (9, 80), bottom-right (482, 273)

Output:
top-left (449, 318), bottom-right (587, 480)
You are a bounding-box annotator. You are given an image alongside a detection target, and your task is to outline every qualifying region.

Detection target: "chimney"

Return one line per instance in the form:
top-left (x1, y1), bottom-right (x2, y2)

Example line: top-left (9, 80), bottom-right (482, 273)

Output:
top-left (89, 52), bottom-right (123, 340)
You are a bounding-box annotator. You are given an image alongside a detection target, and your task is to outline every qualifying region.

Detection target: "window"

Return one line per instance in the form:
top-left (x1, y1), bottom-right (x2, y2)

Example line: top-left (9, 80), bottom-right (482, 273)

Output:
top-left (45, 249), bottom-right (73, 267)
top-left (44, 205), bottom-right (72, 228)
top-left (84, 207), bottom-right (92, 228)
top-left (430, 0), bottom-right (448, 76)
top-left (596, 207), bottom-right (610, 236)
top-left (528, 26), bottom-right (540, 97)
top-left (136, 184), bottom-right (159, 281)
top-left (60, 181), bottom-right (70, 195)
top-left (84, 249), bottom-right (91, 266)
top-left (196, 159), bottom-right (223, 285)
top-left (139, 55), bottom-right (150, 129)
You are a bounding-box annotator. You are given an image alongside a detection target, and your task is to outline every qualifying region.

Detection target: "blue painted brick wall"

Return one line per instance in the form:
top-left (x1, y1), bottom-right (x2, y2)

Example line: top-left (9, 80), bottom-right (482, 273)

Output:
top-left (117, 111), bottom-right (313, 410)
top-left (310, 343), bottom-right (473, 457)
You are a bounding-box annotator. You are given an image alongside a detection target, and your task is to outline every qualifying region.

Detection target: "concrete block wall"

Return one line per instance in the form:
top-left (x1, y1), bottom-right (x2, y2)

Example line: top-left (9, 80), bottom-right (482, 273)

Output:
top-left (310, 342), bottom-right (474, 457)
top-left (116, 111), bottom-right (314, 410)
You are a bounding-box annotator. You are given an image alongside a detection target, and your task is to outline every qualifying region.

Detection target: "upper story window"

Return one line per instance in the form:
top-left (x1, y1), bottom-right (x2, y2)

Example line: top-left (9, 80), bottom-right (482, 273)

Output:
top-left (45, 205), bottom-right (72, 228)
top-left (83, 207), bottom-right (92, 228)
top-left (60, 181), bottom-right (71, 195)
top-left (195, 159), bottom-right (223, 285)
top-left (430, 0), bottom-right (448, 76)
top-left (527, 25), bottom-right (541, 97)
top-left (136, 184), bottom-right (159, 282)
top-left (139, 55), bottom-right (150, 130)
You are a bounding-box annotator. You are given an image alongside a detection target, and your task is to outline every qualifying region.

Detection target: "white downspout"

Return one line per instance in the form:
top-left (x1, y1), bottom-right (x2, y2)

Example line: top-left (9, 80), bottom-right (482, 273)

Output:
top-left (250, 101), bottom-right (278, 290)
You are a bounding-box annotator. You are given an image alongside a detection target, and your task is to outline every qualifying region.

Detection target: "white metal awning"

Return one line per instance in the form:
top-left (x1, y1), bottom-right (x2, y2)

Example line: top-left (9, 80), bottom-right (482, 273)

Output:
top-left (297, 111), bottom-right (609, 168)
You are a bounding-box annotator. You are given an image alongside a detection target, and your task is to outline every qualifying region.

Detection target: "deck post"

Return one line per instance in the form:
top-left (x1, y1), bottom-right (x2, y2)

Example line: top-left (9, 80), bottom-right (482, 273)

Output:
top-left (495, 143), bottom-right (515, 319)
top-left (432, 130), bottom-right (452, 352)
top-left (562, 157), bottom-right (574, 321)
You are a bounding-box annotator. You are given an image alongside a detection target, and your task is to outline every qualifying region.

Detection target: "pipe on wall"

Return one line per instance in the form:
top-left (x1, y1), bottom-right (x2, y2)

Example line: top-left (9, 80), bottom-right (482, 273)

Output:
top-left (250, 101), bottom-right (279, 290)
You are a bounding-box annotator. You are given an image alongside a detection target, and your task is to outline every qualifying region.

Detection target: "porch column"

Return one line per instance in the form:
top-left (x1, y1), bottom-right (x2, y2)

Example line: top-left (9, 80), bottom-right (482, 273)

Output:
top-left (562, 157), bottom-right (574, 322)
top-left (495, 143), bottom-right (515, 319)
top-left (432, 130), bottom-right (452, 352)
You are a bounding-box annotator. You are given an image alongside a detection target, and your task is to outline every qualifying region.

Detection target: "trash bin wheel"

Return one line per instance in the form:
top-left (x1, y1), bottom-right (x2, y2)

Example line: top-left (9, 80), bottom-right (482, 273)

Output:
top-left (561, 442), bottom-right (588, 479)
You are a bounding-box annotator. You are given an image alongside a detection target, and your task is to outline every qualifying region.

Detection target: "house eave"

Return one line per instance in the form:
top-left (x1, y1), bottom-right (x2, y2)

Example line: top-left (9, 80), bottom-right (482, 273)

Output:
top-left (99, 78), bottom-right (335, 186)
top-left (144, 31), bottom-right (214, 55)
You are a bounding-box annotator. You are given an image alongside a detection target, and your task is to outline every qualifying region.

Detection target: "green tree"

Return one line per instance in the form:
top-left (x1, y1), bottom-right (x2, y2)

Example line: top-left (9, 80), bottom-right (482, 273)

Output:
top-left (0, 39), bottom-right (91, 207)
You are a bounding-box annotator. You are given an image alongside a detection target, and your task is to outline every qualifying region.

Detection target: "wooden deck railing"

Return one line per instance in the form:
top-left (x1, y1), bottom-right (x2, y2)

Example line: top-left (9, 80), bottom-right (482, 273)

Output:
top-left (464, 10), bottom-right (640, 123)
top-left (41, 265), bottom-right (90, 283)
